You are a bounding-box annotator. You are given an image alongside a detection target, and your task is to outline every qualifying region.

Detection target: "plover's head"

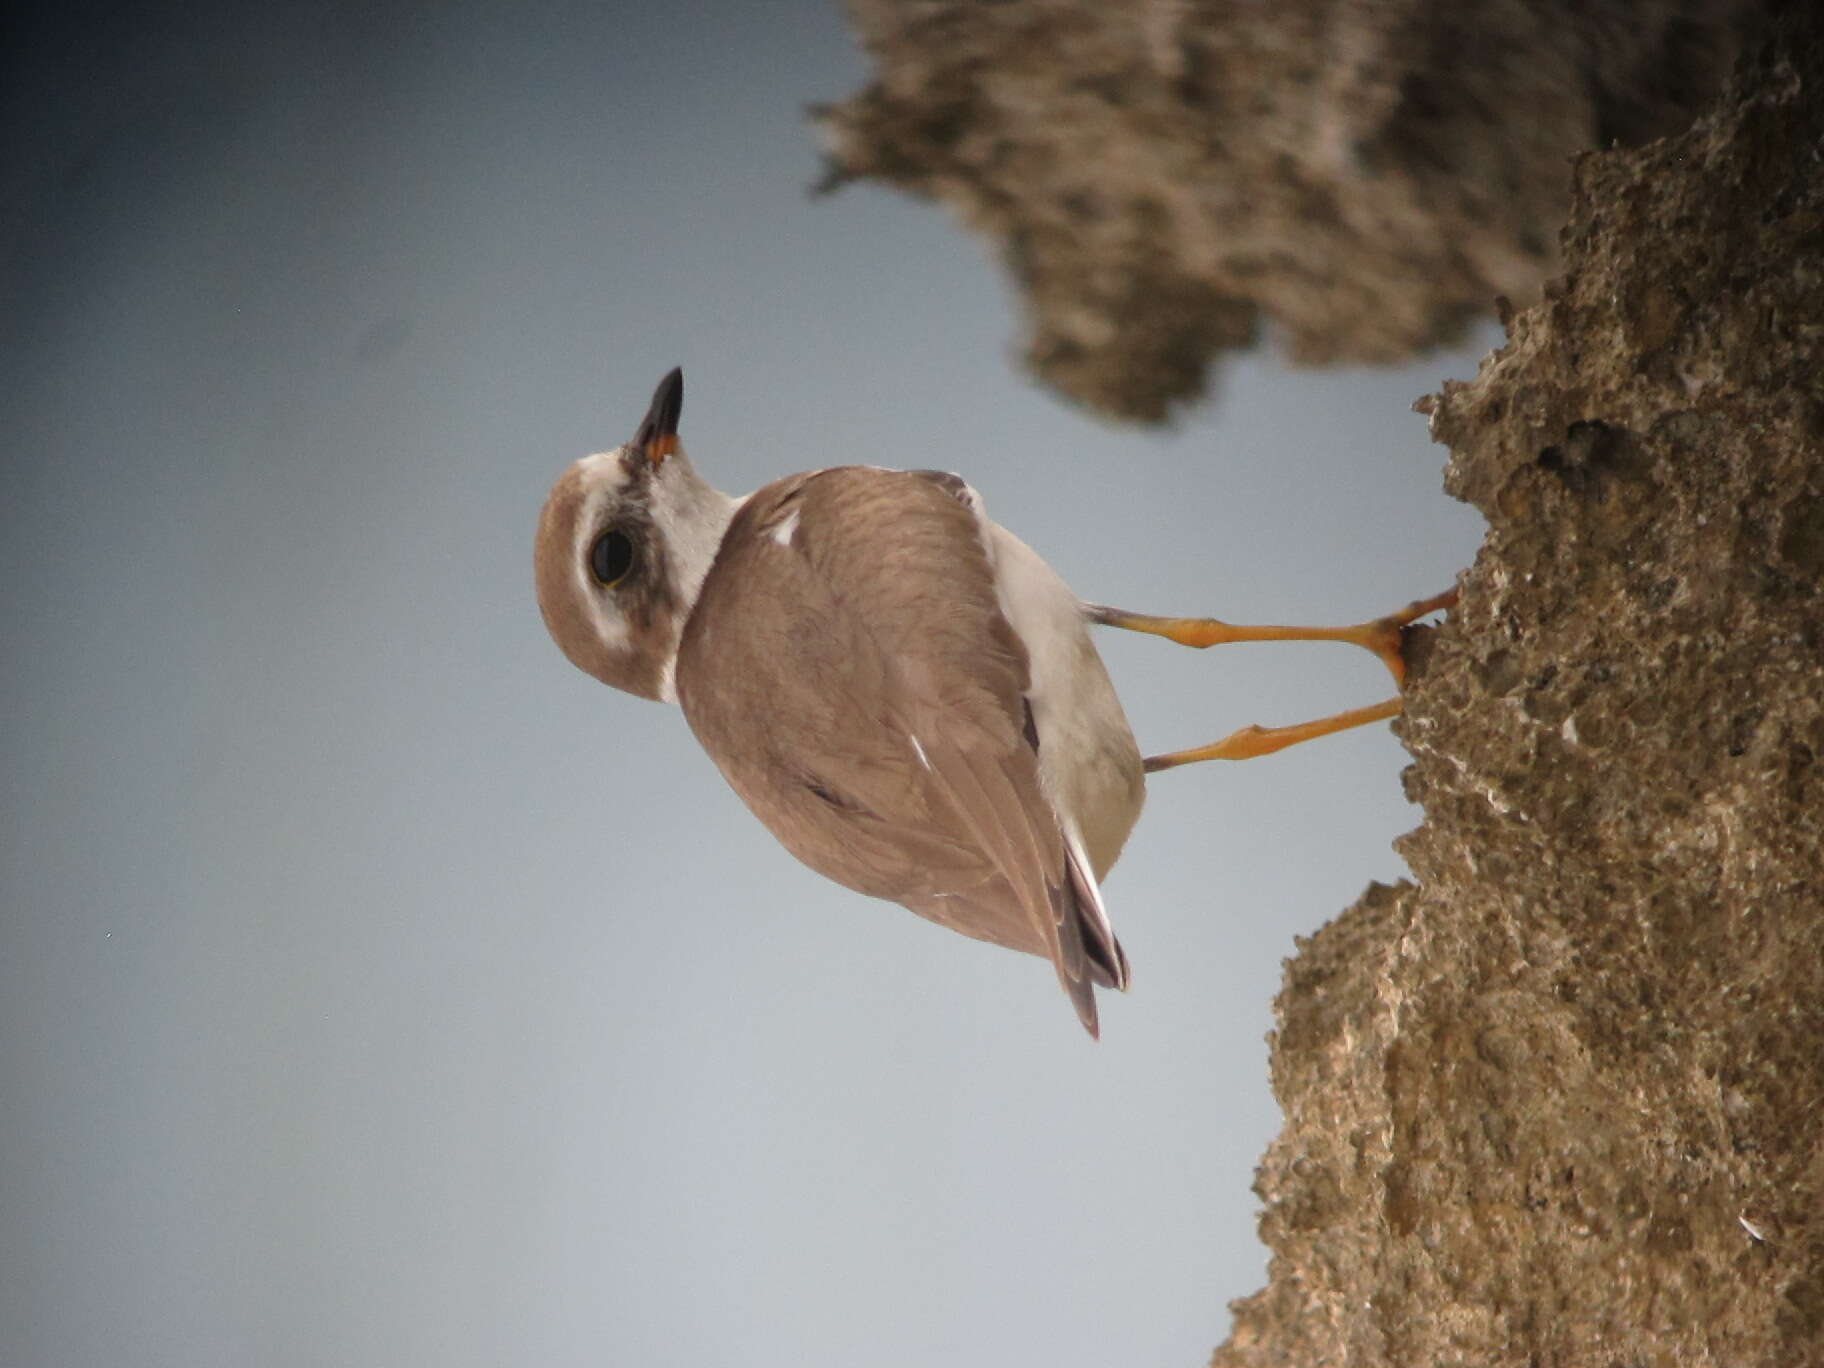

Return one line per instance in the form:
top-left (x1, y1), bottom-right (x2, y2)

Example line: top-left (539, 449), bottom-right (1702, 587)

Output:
top-left (534, 368), bottom-right (736, 702)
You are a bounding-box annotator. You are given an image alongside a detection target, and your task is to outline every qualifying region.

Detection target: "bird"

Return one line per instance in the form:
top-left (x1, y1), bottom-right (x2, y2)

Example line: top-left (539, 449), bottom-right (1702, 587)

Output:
top-left (534, 368), bottom-right (1452, 1036)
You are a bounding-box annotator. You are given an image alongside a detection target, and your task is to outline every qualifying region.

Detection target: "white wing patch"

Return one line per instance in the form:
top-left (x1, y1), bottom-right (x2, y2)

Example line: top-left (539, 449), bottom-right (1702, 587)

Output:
top-left (770, 508), bottom-right (801, 547)
top-left (909, 734), bottom-right (932, 771)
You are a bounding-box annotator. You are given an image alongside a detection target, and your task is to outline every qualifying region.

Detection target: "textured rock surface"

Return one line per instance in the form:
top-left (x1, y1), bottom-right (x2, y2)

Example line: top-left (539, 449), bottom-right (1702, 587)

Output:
top-left (819, 0), bottom-right (1755, 420)
top-left (1216, 14), bottom-right (1824, 1367)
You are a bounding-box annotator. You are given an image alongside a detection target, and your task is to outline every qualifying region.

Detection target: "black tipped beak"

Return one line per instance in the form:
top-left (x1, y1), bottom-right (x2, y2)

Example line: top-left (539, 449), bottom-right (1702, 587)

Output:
top-left (633, 367), bottom-right (683, 465)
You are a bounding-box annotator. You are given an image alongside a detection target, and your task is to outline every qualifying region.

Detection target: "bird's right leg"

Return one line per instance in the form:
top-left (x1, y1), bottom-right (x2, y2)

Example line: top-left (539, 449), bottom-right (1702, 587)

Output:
top-left (1085, 588), bottom-right (1457, 686)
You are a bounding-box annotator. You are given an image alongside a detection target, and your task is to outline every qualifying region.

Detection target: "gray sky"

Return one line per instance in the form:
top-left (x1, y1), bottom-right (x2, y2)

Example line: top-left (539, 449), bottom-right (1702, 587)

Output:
top-left (2, 4), bottom-right (1491, 1365)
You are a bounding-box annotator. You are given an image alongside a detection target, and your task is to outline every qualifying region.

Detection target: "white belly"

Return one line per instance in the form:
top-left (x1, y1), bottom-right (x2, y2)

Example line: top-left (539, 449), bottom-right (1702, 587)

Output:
top-left (982, 520), bottom-right (1146, 879)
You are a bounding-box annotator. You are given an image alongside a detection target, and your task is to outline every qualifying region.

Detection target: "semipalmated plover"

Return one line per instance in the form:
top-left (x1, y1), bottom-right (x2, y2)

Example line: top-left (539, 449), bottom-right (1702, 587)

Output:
top-left (535, 369), bottom-right (1451, 1035)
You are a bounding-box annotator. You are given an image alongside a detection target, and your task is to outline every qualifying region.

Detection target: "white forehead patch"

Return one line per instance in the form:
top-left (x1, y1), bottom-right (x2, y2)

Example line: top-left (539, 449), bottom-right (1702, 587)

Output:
top-left (575, 446), bottom-right (634, 492)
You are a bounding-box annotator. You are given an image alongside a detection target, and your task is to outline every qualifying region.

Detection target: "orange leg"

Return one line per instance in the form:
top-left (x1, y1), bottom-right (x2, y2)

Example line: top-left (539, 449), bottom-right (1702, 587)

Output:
top-left (1142, 698), bottom-right (1401, 772)
top-left (1087, 588), bottom-right (1457, 686)
top-left (1088, 589), bottom-right (1457, 768)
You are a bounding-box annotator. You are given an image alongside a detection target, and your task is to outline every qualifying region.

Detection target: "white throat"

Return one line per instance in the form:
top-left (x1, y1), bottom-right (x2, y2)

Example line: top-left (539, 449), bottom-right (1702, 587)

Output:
top-left (649, 458), bottom-right (745, 702)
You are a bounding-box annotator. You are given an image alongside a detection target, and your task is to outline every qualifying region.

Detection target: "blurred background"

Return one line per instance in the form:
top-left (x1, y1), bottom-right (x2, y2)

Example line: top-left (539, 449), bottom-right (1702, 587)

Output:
top-left (2, 3), bottom-right (1491, 1365)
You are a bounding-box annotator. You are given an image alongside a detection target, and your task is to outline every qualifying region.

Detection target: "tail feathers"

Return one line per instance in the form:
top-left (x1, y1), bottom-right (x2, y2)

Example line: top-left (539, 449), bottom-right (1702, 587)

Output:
top-left (1063, 828), bottom-right (1127, 990)
top-left (1054, 935), bottom-right (1101, 1038)
top-left (1051, 832), bottom-right (1129, 1037)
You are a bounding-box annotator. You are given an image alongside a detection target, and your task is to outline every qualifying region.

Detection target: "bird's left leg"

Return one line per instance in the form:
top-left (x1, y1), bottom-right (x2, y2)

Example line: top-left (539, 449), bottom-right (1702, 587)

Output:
top-left (1140, 699), bottom-right (1402, 772)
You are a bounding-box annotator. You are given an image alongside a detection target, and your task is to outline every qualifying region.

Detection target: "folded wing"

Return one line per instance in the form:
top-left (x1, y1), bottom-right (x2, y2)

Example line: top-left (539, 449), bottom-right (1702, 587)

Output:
top-left (674, 466), bottom-right (1124, 1034)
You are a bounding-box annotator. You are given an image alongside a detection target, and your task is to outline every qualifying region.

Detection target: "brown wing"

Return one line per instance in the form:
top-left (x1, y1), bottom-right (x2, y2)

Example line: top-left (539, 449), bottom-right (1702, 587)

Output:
top-left (674, 466), bottom-right (1116, 1034)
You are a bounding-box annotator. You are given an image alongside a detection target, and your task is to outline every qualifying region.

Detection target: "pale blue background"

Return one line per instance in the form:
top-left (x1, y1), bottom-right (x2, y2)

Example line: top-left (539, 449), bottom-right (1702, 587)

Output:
top-left (3, 4), bottom-right (1490, 1365)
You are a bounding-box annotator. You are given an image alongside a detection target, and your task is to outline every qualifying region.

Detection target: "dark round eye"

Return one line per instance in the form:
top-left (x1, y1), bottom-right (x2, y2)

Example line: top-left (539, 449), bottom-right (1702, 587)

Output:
top-left (589, 529), bottom-right (634, 586)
